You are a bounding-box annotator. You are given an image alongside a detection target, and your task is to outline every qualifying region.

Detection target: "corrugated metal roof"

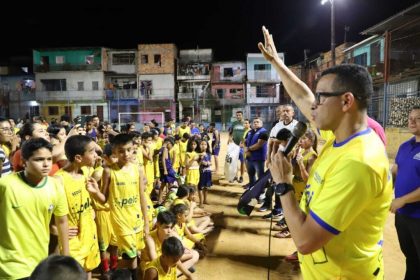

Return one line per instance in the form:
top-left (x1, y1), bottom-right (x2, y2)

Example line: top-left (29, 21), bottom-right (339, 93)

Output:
top-left (361, 2), bottom-right (420, 35)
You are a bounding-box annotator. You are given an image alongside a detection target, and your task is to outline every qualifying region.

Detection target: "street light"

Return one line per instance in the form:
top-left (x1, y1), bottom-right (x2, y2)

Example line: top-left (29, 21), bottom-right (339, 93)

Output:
top-left (322, 0), bottom-right (335, 66)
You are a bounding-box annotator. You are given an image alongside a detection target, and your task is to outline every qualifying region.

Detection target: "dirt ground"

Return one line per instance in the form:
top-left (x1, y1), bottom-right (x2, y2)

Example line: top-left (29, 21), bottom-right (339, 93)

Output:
top-left (94, 132), bottom-right (405, 280)
top-left (189, 132), bottom-right (405, 280)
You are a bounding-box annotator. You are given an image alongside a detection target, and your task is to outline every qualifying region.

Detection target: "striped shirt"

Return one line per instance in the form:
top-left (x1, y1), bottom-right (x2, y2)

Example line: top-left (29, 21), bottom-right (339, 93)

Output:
top-left (0, 147), bottom-right (12, 176)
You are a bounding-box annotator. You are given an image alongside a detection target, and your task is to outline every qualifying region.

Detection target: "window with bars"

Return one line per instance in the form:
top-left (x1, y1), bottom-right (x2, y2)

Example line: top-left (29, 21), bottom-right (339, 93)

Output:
top-left (112, 53), bottom-right (135, 65)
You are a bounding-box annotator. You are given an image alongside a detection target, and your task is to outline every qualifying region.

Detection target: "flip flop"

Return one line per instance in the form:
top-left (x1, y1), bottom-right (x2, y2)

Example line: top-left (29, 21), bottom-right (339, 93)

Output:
top-left (273, 229), bottom-right (291, 238)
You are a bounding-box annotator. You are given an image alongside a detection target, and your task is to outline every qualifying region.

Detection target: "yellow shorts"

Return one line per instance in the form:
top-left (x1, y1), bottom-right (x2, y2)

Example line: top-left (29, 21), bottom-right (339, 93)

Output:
top-left (96, 210), bottom-right (115, 252)
top-left (73, 241), bottom-right (101, 272)
top-left (115, 231), bottom-right (145, 259)
top-left (186, 169), bottom-right (199, 186)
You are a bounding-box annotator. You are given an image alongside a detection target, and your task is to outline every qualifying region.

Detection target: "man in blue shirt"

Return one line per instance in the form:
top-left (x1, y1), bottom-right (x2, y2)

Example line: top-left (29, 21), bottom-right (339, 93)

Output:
top-left (391, 105), bottom-right (420, 280)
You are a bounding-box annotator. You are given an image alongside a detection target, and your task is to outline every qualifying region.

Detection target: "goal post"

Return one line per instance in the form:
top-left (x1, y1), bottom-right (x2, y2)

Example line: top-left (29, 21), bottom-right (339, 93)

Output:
top-left (118, 112), bottom-right (165, 132)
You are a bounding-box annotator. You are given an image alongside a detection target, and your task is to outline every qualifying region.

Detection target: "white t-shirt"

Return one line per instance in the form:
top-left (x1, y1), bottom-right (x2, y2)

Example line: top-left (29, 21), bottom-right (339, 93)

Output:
top-left (269, 119), bottom-right (299, 138)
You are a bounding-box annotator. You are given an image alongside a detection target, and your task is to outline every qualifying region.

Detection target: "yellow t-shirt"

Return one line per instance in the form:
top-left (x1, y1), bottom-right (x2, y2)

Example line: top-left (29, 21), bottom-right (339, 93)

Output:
top-left (55, 169), bottom-right (99, 263)
top-left (0, 173), bottom-right (68, 279)
top-left (298, 129), bottom-right (392, 279)
top-left (177, 126), bottom-right (191, 138)
top-left (109, 163), bottom-right (144, 236)
top-left (153, 138), bottom-right (163, 178)
top-left (143, 146), bottom-right (155, 194)
top-left (140, 229), bottom-right (162, 271)
top-left (145, 256), bottom-right (177, 280)
top-left (179, 141), bottom-right (188, 167)
top-left (170, 144), bottom-right (180, 171)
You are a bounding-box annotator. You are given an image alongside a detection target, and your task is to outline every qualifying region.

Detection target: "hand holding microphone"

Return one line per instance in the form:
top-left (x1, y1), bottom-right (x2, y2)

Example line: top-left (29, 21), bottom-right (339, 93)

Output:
top-left (269, 121), bottom-right (307, 184)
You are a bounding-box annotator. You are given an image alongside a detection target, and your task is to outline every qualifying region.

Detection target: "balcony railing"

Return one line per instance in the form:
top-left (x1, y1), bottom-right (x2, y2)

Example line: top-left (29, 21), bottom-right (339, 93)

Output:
top-left (34, 63), bottom-right (102, 72)
top-left (248, 70), bottom-right (280, 82)
top-left (36, 90), bottom-right (105, 101)
top-left (8, 90), bottom-right (37, 102)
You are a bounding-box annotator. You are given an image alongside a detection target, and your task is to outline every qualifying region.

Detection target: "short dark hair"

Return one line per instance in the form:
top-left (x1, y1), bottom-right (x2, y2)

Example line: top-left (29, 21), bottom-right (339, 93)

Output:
top-left (21, 138), bottom-right (53, 160)
top-left (30, 255), bottom-right (87, 280)
top-left (163, 137), bottom-right (174, 146)
top-left (176, 185), bottom-right (189, 198)
top-left (65, 135), bottom-right (93, 162)
top-left (236, 111), bottom-right (243, 115)
top-left (157, 211), bottom-right (176, 226)
top-left (111, 133), bottom-right (133, 149)
top-left (411, 105), bottom-right (420, 111)
top-left (141, 132), bottom-right (152, 140)
top-left (171, 203), bottom-right (188, 216)
top-left (276, 128), bottom-right (292, 141)
top-left (321, 64), bottom-right (372, 110)
top-left (161, 236), bottom-right (184, 257)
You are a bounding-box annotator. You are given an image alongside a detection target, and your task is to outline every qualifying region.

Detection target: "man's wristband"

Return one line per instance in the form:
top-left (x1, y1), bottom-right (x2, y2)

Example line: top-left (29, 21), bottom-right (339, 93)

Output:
top-left (274, 183), bottom-right (294, 196)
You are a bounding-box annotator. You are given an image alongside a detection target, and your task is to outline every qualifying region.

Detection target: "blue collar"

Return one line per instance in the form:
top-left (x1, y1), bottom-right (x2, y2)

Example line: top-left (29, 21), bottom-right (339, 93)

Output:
top-left (333, 128), bottom-right (371, 147)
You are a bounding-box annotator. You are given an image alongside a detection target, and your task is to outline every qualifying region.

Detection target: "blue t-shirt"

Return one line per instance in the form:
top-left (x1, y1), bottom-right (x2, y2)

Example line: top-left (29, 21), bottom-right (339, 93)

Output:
top-left (395, 137), bottom-right (420, 218)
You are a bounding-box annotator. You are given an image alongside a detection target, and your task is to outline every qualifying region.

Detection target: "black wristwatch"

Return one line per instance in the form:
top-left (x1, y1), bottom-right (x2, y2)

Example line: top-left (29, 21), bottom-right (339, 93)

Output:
top-left (274, 183), bottom-right (294, 196)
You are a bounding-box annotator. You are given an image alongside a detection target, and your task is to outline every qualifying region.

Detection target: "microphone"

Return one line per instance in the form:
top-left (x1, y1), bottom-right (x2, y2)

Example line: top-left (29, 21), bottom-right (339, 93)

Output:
top-left (280, 121), bottom-right (307, 156)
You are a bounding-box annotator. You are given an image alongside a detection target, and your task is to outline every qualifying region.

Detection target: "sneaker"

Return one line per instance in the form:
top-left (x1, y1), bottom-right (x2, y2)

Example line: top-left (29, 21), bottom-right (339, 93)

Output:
top-left (262, 213), bottom-right (273, 219)
top-left (238, 176), bottom-right (243, 183)
top-left (258, 205), bottom-right (269, 212)
top-left (272, 210), bottom-right (283, 217)
top-left (188, 266), bottom-right (196, 273)
top-left (233, 176), bottom-right (238, 182)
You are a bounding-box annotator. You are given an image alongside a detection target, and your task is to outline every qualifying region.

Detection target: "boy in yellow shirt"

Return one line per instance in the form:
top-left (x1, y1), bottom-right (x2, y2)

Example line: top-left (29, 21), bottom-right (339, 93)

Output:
top-left (54, 135), bottom-right (105, 278)
top-left (101, 133), bottom-right (150, 280)
top-left (144, 237), bottom-right (187, 280)
top-left (0, 138), bottom-right (69, 279)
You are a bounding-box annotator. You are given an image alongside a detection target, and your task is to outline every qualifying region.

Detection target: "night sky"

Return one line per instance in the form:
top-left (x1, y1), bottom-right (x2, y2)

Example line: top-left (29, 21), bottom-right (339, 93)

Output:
top-left (1, 0), bottom-right (419, 65)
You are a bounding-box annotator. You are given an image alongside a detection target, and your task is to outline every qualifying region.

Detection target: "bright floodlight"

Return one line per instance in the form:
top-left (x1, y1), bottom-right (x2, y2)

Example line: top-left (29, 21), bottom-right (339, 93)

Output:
top-left (321, 0), bottom-right (329, 4)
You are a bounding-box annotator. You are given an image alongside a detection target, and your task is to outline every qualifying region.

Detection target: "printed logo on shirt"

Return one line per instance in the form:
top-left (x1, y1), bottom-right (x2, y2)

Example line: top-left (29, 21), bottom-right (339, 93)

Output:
top-left (413, 152), bottom-right (420, 161)
top-left (48, 204), bottom-right (54, 212)
top-left (115, 195), bottom-right (138, 207)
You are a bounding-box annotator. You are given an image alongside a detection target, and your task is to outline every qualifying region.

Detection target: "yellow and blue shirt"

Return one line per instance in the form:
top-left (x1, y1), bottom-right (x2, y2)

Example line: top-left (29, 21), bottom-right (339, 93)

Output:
top-left (298, 128), bottom-right (392, 279)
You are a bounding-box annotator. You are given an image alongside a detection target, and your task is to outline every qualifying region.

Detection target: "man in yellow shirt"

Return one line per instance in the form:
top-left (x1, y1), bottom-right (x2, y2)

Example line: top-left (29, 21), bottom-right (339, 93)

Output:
top-left (260, 27), bottom-right (392, 279)
top-left (0, 138), bottom-right (69, 279)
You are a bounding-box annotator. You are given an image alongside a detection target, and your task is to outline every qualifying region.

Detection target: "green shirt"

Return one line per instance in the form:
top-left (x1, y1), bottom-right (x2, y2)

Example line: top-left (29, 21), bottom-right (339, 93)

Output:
top-left (230, 120), bottom-right (245, 145)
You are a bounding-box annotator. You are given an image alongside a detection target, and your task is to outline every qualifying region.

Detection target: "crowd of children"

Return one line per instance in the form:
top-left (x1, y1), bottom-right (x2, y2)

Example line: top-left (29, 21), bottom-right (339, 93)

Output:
top-left (0, 115), bottom-right (217, 280)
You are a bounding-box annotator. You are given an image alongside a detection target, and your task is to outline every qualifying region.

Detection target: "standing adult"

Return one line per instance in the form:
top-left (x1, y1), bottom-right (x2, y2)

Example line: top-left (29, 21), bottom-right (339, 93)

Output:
top-left (229, 111), bottom-right (245, 183)
top-left (259, 26), bottom-right (392, 279)
top-left (260, 104), bottom-right (299, 216)
top-left (244, 117), bottom-right (268, 187)
top-left (391, 106), bottom-right (420, 280)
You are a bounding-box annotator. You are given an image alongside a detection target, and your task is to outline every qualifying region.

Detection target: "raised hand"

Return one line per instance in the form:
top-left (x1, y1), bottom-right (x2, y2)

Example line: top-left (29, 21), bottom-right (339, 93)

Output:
top-left (258, 26), bottom-right (280, 63)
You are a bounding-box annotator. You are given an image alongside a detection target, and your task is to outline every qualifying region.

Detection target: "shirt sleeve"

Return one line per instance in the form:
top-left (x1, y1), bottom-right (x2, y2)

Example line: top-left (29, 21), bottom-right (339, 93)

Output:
top-left (258, 132), bottom-right (269, 142)
top-left (52, 178), bottom-right (69, 217)
top-left (309, 159), bottom-right (382, 233)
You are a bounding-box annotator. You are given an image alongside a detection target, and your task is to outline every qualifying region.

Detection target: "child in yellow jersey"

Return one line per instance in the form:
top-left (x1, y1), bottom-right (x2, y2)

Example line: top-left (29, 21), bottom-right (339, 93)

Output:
top-left (54, 135), bottom-right (105, 278)
top-left (151, 130), bottom-right (163, 196)
top-left (142, 132), bottom-right (155, 196)
top-left (175, 186), bottom-right (213, 236)
top-left (101, 134), bottom-right (150, 280)
top-left (170, 204), bottom-right (202, 250)
top-left (141, 211), bottom-right (197, 279)
top-left (92, 144), bottom-right (119, 275)
top-left (185, 139), bottom-right (200, 189)
top-left (132, 135), bottom-right (155, 229)
top-left (0, 138), bottom-right (69, 280)
top-left (179, 133), bottom-right (190, 181)
top-left (144, 237), bottom-right (186, 280)
top-left (170, 135), bottom-right (181, 174)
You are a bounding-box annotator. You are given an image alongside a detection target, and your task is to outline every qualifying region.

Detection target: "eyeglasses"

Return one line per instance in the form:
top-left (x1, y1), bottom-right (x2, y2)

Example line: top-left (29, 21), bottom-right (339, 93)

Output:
top-left (315, 91), bottom-right (347, 105)
top-left (0, 127), bottom-right (12, 132)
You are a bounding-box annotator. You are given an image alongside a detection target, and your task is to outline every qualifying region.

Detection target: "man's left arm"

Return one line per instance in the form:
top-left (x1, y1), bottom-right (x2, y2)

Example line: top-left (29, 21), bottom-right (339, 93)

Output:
top-left (390, 187), bottom-right (420, 213)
